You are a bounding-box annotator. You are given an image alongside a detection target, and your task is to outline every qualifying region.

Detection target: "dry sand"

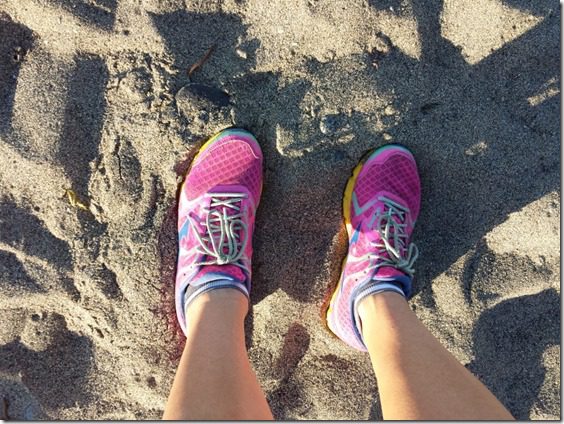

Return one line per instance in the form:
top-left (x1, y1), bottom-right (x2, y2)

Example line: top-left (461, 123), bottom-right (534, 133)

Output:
top-left (0, 0), bottom-right (560, 420)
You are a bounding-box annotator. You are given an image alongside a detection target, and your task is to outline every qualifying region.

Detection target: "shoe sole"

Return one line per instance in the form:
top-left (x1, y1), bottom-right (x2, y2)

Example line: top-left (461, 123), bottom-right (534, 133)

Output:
top-left (321, 143), bottom-right (414, 337)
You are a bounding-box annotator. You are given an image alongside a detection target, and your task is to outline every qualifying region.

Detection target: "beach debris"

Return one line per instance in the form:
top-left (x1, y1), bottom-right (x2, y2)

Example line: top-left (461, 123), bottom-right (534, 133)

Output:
top-left (384, 105), bottom-right (395, 116)
top-left (12, 46), bottom-right (24, 63)
top-left (465, 140), bottom-right (488, 157)
top-left (383, 132), bottom-right (392, 141)
top-left (370, 32), bottom-right (393, 69)
top-left (64, 189), bottom-right (90, 211)
top-left (229, 108), bottom-right (237, 125)
top-left (175, 83), bottom-right (230, 119)
top-left (1, 397), bottom-right (9, 420)
top-left (235, 48), bottom-right (248, 59)
top-left (187, 44), bottom-right (216, 78)
top-left (319, 113), bottom-right (347, 135)
top-left (175, 83), bottom-right (232, 136)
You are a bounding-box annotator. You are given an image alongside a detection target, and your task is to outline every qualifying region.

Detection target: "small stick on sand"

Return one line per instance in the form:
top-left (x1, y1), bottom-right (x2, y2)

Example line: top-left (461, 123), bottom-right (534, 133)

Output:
top-left (1, 397), bottom-right (9, 420)
top-left (187, 45), bottom-right (216, 78)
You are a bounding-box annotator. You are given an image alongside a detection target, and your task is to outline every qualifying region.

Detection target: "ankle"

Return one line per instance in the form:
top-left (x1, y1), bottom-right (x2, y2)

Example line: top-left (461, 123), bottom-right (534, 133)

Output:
top-left (186, 288), bottom-right (248, 323)
top-left (357, 290), bottom-right (407, 322)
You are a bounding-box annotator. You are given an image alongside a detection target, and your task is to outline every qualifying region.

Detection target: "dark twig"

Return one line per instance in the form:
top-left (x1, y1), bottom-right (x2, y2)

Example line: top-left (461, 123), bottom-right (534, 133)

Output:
top-left (187, 44), bottom-right (216, 78)
top-left (1, 397), bottom-right (9, 420)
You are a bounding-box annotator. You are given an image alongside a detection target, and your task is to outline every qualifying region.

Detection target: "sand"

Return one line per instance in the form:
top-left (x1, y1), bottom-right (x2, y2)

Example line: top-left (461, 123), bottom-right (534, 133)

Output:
top-left (0, 0), bottom-right (560, 420)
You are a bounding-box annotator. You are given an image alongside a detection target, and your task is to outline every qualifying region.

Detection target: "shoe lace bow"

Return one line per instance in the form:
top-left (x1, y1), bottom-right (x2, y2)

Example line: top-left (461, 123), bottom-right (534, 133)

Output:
top-left (360, 196), bottom-right (419, 277)
top-left (189, 193), bottom-right (250, 273)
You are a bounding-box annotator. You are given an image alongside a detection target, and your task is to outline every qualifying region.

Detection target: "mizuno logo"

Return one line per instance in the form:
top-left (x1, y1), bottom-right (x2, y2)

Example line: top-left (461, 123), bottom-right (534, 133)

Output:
top-left (178, 218), bottom-right (190, 240)
top-left (350, 222), bottom-right (362, 245)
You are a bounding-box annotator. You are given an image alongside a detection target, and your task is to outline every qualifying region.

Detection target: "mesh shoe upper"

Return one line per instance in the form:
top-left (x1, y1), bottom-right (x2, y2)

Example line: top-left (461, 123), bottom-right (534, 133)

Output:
top-left (327, 145), bottom-right (421, 351)
top-left (175, 129), bottom-right (263, 335)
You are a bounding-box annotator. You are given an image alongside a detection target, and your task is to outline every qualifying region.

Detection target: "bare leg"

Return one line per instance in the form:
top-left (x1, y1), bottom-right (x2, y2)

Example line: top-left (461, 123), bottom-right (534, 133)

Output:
top-left (163, 289), bottom-right (273, 420)
top-left (359, 291), bottom-right (514, 420)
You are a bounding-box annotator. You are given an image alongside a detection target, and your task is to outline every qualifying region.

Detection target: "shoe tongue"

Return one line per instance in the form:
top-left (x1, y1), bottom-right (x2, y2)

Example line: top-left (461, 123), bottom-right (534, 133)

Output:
top-left (373, 266), bottom-right (406, 280)
top-left (193, 265), bottom-right (246, 286)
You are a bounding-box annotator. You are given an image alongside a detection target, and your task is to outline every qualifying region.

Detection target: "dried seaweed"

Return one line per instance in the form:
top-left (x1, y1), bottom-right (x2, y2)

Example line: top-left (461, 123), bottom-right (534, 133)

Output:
top-left (187, 44), bottom-right (216, 78)
top-left (64, 189), bottom-right (90, 211)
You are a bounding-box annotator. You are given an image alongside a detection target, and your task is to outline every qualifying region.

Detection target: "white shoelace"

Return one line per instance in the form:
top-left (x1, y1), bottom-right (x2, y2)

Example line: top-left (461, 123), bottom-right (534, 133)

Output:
top-left (350, 196), bottom-right (419, 277)
top-left (188, 193), bottom-right (250, 274)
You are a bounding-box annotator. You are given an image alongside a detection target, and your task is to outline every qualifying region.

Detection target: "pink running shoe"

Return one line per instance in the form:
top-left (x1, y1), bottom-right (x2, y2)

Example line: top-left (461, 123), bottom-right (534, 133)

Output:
top-left (324, 144), bottom-right (420, 351)
top-left (175, 128), bottom-right (263, 336)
